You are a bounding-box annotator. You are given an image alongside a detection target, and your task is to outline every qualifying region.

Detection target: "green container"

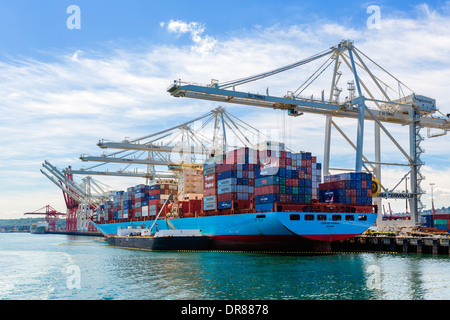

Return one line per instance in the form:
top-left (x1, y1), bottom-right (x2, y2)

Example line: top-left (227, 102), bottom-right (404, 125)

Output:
top-left (305, 195), bottom-right (311, 203)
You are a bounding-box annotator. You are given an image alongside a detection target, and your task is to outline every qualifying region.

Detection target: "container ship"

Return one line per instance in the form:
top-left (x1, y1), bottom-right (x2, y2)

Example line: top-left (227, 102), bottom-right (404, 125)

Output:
top-left (92, 144), bottom-right (377, 252)
top-left (30, 221), bottom-right (49, 234)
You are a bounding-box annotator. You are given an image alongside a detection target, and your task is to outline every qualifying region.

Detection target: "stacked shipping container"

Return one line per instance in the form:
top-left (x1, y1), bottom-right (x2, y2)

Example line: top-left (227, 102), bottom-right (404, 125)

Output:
top-left (432, 214), bottom-right (450, 232)
top-left (202, 147), bottom-right (323, 214)
top-left (96, 145), bottom-right (376, 222)
top-left (203, 147), bottom-right (256, 211)
top-left (254, 150), bottom-right (321, 212)
top-left (96, 181), bottom-right (178, 222)
top-left (318, 172), bottom-right (372, 205)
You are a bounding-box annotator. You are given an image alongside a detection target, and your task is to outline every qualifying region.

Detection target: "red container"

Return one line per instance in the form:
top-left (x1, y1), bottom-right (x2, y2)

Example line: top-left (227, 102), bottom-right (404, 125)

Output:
top-left (217, 192), bottom-right (238, 202)
top-left (216, 164), bottom-right (237, 173)
top-left (204, 188), bottom-right (217, 196)
top-left (234, 200), bottom-right (251, 209)
top-left (149, 189), bottom-right (159, 196)
top-left (255, 185), bottom-right (280, 196)
top-left (336, 181), bottom-right (345, 188)
top-left (203, 173), bottom-right (217, 189)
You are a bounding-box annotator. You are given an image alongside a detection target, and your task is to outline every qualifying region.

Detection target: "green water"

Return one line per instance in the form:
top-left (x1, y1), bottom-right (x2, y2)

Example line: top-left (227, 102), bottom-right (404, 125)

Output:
top-left (1, 232), bottom-right (450, 300)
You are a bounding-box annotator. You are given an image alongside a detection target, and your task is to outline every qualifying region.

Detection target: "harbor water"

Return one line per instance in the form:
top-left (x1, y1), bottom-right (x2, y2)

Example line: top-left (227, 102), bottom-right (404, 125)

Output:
top-left (2, 233), bottom-right (450, 300)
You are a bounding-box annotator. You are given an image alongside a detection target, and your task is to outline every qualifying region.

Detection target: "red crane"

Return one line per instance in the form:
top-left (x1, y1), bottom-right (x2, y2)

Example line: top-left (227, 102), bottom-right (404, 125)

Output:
top-left (24, 205), bottom-right (65, 232)
top-left (63, 166), bottom-right (79, 232)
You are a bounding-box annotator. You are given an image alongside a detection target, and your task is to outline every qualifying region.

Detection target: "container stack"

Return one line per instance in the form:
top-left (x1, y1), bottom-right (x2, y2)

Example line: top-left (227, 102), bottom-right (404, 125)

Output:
top-left (122, 190), bottom-right (133, 219)
top-left (432, 214), bottom-right (450, 232)
top-left (203, 161), bottom-right (218, 211)
top-left (318, 172), bottom-right (372, 205)
top-left (254, 150), bottom-right (318, 212)
top-left (97, 182), bottom-right (178, 222)
top-left (133, 184), bottom-right (149, 218)
top-left (216, 147), bottom-right (256, 211)
top-left (148, 182), bottom-right (177, 217)
top-left (202, 147), bottom-right (256, 212)
top-left (111, 191), bottom-right (123, 220)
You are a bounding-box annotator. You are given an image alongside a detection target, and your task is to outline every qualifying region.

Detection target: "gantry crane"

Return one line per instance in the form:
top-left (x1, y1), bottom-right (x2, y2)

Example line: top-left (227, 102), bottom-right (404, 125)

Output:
top-left (167, 40), bottom-right (450, 229)
top-left (70, 106), bottom-right (269, 201)
top-left (24, 205), bottom-right (65, 232)
top-left (40, 161), bottom-right (111, 232)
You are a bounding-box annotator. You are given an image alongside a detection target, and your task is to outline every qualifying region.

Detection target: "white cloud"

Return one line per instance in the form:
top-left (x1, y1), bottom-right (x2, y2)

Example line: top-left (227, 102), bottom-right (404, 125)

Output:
top-left (163, 19), bottom-right (217, 54)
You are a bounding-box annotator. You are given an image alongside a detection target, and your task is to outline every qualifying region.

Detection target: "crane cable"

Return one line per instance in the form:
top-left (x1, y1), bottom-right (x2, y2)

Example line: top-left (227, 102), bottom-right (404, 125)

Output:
top-left (218, 47), bottom-right (337, 89)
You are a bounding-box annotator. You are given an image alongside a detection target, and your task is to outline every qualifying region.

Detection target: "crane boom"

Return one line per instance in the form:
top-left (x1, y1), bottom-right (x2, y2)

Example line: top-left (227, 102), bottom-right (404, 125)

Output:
top-left (166, 39), bottom-right (449, 228)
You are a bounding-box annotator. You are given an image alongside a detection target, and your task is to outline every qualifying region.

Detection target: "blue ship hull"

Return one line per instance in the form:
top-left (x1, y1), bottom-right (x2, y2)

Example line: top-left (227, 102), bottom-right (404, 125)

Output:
top-left (93, 210), bottom-right (377, 252)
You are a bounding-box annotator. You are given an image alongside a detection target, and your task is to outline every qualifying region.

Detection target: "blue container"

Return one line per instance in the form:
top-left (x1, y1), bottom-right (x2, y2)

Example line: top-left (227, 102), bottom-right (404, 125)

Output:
top-left (149, 194), bottom-right (160, 200)
top-left (255, 176), bottom-right (280, 187)
top-left (218, 200), bottom-right (233, 210)
top-left (218, 170), bottom-right (237, 180)
top-left (218, 178), bottom-right (236, 187)
top-left (218, 185), bottom-right (237, 194)
top-left (255, 194), bottom-right (280, 204)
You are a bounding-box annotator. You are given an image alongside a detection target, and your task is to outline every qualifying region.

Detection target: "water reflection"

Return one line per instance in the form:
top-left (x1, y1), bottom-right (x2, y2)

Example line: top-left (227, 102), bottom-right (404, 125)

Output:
top-left (2, 233), bottom-right (450, 300)
top-left (361, 254), bottom-right (450, 300)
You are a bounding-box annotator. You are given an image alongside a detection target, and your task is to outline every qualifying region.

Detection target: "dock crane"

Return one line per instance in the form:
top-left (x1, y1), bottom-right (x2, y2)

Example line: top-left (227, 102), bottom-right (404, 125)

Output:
top-left (167, 40), bottom-right (450, 229)
top-left (70, 106), bottom-right (270, 201)
top-left (24, 205), bottom-right (65, 232)
top-left (40, 161), bottom-right (111, 232)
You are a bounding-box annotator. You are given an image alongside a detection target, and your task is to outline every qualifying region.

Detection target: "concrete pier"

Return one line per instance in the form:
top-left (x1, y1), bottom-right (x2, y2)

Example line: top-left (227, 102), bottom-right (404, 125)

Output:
top-left (332, 235), bottom-right (450, 255)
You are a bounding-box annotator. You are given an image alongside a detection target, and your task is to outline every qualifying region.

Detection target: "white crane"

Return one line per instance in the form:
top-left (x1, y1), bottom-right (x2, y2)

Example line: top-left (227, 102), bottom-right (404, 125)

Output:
top-left (167, 40), bottom-right (450, 229)
top-left (41, 161), bottom-right (111, 231)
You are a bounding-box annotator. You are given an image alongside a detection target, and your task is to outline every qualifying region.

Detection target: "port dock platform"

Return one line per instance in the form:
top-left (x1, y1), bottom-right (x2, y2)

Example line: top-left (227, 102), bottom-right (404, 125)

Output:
top-left (332, 233), bottom-right (450, 255)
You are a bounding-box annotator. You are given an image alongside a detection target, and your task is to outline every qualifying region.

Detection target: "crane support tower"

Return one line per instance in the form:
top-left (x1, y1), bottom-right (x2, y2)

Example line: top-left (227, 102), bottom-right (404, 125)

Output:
top-left (167, 40), bottom-right (450, 229)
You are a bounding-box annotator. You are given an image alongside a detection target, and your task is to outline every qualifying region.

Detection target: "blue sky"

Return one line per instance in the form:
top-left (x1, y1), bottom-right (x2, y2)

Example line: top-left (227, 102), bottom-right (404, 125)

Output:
top-left (1, 0), bottom-right (450, 218)
top-left (0, 0), bottom-right (437, 57)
